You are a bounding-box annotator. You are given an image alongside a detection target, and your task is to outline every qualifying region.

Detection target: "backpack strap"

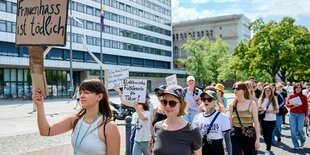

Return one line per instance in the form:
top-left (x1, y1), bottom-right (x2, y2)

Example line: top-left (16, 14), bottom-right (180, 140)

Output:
top-left (183, 88), bottom-right (188, 98)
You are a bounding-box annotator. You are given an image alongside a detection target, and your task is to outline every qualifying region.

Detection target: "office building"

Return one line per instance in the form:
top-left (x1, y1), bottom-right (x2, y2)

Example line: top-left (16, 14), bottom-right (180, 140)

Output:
top-left (172, 14), bottom-right (251, 69)
top-left (0, 0), bottom-right (185, 99)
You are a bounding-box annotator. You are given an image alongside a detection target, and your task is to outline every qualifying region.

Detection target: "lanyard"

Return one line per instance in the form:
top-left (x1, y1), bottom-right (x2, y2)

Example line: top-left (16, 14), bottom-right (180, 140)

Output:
top-left (74, 113), bottom-right (100, 154)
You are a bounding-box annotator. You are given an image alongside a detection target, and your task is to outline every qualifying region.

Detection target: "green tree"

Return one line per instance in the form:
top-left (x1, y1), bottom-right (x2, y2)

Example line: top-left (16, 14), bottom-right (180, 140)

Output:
top-left (182, 37), bottom-right (229, 84)
top-left (231, 17), bottom-right (310, 82)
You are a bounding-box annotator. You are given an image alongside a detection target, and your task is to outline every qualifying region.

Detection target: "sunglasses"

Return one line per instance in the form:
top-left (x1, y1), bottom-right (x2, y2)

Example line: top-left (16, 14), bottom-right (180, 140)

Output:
top-left (232, 87), bottom-right (242, 91)
top-left (201, 97), bottom-right (214, 102)
top-left (160, 99), bottom-right (179, 108)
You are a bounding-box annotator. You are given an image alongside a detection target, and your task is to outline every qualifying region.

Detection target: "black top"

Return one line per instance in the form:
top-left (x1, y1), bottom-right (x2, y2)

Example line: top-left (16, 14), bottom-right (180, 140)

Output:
top-left (255, 89), bottom-right (262, 99)
top-left (152, 112), bottom-right (167, 127)
top-left (153, 121), bottom-right (202, 155)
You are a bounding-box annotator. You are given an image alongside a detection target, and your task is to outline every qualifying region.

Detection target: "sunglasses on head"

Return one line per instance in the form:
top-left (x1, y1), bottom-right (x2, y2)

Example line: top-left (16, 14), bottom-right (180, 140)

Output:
top-left (232, 87), bottom-right (242, 91)
top-left (155, 90), bottom-right (164, 97)
top-left (160, 99), bottom-right (179, 108)
top-left (201, 97), bottom-right (214, 102)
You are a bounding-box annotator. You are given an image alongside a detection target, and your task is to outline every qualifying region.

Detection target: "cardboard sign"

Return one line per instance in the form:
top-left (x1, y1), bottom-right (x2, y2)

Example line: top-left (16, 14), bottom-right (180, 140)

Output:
top-left (28, 46), bottom-right (48, 96)
top-left (165, 74), bottom-right (177, 86)
top-left (123, 79), bottom-right (147, 103)
top-left (108, 67), bottom-right (129, 90)
top-left (15, 0), bottom-right (68, 46)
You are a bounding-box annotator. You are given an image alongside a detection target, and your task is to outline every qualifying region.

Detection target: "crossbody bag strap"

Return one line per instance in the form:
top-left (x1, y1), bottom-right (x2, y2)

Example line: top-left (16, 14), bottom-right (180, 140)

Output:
top-left (234, 106), bottom-right (244, 127)
top-left (203, 111), bottom-right (221, 140)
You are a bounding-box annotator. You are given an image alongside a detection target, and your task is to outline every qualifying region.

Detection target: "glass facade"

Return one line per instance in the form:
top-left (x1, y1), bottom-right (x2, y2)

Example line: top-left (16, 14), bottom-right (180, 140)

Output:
top-left (0, 68), bottom-right (80, 99)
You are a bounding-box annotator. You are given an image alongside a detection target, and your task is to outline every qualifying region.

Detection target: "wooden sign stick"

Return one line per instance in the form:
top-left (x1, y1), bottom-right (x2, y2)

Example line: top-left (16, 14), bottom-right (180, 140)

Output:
top-left (28, 46), bottom-right (48, 97)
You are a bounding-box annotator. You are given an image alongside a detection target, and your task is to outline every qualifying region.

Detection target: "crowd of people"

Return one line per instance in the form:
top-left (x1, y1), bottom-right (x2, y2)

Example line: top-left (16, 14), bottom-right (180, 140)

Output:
top-left (32, 76), bottom-right (310, 155)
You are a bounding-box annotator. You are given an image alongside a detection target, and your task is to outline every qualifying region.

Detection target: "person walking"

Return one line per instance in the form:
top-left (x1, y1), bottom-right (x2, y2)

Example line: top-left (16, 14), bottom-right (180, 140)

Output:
top-left (32, 79), bottom-right (120, 155)
top-left (286, 83), bottom-right (309, 150)
top-left (152, 85), bottom-right (202, 155)
top-left (193, 90), bottom-right (231, 155)
top-left (258, 85), bottom-right (279, 153)
top-left (183, 76), bottom-right (202, 123)
top-left (272, 82), bottom-right (287, 144)
top-left (229, 82), bottom-right (260, 155)
top-left (71, 86), bottom-right (80, 109)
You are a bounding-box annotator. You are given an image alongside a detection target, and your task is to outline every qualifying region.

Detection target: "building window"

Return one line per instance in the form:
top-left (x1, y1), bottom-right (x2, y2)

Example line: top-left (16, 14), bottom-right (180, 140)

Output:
top-left (77, 3), bottom-right (84, 12)
top-left (11, 3), bottom-right (17, 13)
top-left (219, 27), bottom-right (222, 30)
top-left (86, 6), bottom-right (93, 15)
top-left (86, 21), bottom-right (93, 30)
top-left (0, 20), bottom-right (6, 32)
top-left (0, 1), bottom-right (6, 11)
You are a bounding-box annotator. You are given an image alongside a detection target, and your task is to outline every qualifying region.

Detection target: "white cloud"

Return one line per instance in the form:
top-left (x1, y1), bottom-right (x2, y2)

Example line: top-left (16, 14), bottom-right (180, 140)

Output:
top-left (172, 0), bottom-right (310, 25)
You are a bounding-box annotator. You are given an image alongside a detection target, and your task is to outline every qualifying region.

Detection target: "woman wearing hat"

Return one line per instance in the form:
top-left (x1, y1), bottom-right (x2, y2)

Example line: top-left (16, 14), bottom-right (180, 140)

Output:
top-left (215, 83), bottom-right (228, 109)
top-left (193, 90), bottom-right (231, 155)
top-left (152, 85), bottom-right (202, 155)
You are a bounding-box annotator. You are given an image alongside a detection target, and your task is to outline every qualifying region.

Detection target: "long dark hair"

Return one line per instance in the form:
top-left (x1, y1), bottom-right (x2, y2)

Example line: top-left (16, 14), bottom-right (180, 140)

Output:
top-left (293, 83), bottom-right (303, 97)
top-left (231, 82), bottom-right (250, 108)
top-left (259, 86), bottom-right (278, 110)
top-left (73, 79), bottom-right (112, 130)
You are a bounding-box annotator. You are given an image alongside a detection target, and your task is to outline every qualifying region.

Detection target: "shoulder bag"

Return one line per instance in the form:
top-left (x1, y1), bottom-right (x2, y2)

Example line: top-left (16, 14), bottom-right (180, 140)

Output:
top-left (234, 106), bottom-right (256, 138)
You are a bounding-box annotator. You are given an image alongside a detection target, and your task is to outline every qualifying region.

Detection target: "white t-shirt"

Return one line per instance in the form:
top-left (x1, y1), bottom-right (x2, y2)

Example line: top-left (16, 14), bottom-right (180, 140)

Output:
top-left (258, 98), bottom-right (279, 121)
top-left (193, 111), bottom-right (231, 140)
top-left (184, 87), bottom-right (203, 110)
top-left (134, 111), bottom-right (151, 142)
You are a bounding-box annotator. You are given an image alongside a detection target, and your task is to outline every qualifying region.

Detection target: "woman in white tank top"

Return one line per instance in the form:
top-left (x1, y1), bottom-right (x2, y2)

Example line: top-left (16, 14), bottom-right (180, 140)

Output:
top-left (33, 79), bottom-right (120, 155)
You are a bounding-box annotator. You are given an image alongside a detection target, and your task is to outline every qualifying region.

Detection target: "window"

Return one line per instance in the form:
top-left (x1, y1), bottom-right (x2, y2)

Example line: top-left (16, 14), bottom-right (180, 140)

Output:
top-left (119, 56), bottom-right (131, 65)
top-left (0, 1), bottom-right (5, 11)
top-left (11, 3), bottom-right (17, 13)
top-left (86, 21), bottom-right (93, 30)
top-left (0, 20), bottom-right (6, 31)
top-left (144, 60), bottom-right (154, 67)
top-left (6, 22), bottom-right (11, 32)
top-left (86, 6), bottom-right (93, 15)
top-left (132, 58), bottom-right (143, 66)
top-left (77, 3), bottom-right (84, 12)
top-left (87, 36), bottom-right (94, 45)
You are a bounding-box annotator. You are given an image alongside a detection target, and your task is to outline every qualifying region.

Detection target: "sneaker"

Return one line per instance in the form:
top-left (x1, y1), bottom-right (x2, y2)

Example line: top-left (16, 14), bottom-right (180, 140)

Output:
top-left (299, 146), bottom-right (304, 150)
top-left (293, 147), bottom-right (299, 150)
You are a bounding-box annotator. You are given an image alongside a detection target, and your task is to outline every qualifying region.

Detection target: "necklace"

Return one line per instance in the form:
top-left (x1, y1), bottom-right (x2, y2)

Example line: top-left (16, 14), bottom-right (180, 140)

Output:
top-left (74, 113), bottom-right (100, 154)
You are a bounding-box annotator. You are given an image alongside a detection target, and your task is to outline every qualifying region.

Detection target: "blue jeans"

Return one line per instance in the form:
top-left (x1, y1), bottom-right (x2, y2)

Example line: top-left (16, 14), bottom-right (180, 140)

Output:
top-left (272, 114), bottom-right (282, 144)
top-left (132, 141), bottom-right (149, 155)
top-left (224, 131), bottom-right (232, 155)
top-left (289, 112), bottom-right (306, 148)
top-left (183, 108), bottom-right (197, 123)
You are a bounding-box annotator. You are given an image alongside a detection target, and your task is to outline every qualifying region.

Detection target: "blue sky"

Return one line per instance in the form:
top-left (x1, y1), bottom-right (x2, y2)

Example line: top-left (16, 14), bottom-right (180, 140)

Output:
top-left (172, 0), bottom-right (310, 30)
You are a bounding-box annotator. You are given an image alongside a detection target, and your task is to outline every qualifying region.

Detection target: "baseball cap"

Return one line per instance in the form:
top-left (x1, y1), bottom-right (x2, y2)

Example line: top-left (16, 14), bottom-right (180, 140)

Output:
top-left (200, 90), bottom-right (217, 100)
top-left (154, 85), bottom-right (167, 96)
top-left (162, 85), bottom-right (184, 100)
top-left (186, 76), bottom-right (195, 82)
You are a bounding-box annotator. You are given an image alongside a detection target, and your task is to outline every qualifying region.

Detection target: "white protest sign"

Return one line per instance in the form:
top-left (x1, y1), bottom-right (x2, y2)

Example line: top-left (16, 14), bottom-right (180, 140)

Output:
top-left (108, 67), bottom-right (129, 89)
top-left (123, 79), bottom-right (147, 103)
top-left (165, 74), bottom-right (177, 86)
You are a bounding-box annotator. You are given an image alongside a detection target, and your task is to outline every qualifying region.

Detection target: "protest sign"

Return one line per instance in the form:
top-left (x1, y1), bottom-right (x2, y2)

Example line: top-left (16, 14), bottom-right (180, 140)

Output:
top-left (108, 67), bottom-right (129, 90)
top-left (165, 74), bottom-right (177, 86)
top-left (16, 0), bottom-right (68, 46)
top-left (123, 79), bottom-right (147, 103)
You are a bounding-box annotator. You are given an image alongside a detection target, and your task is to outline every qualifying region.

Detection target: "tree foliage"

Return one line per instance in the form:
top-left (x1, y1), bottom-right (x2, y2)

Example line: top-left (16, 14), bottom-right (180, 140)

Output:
top-left (182, 37), bottom-right (229, 84)
top-left (231, 17), bottom-right (310, 82)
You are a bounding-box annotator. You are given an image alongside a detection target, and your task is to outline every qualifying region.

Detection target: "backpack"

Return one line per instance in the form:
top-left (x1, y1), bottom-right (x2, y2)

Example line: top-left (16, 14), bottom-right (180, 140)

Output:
top-left (183, 87), bottom-right (200, 98)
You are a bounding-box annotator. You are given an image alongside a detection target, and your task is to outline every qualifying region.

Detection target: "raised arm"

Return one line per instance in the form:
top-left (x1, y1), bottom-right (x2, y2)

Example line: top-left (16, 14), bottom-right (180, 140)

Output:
top-left (114, 87), bottom-right (131, 107)
top-left (33, 89), bottom-right (77, 136)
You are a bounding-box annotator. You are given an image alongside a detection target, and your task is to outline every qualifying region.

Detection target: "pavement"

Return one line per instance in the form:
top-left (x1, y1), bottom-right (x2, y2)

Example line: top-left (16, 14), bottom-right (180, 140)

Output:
top-left (0, 94), bottom-right (309, 155)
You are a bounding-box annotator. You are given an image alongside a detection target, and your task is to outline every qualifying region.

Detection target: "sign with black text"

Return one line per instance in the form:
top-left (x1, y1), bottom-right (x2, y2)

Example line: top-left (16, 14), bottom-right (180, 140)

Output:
top-left (15, 0), bottom-right (68, 46)
top-left (123, 79), bottom-right (147, 103)
top-left (108, 67), bottom-right (129, 90)
top-left (165, 74), bottom-right (177, 86)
